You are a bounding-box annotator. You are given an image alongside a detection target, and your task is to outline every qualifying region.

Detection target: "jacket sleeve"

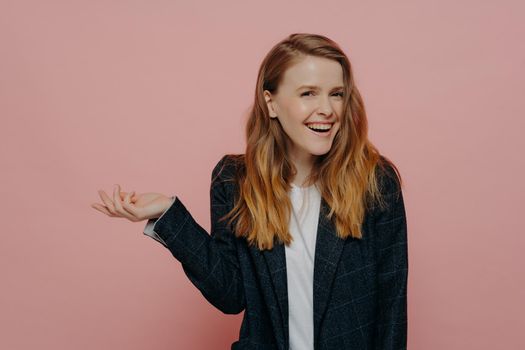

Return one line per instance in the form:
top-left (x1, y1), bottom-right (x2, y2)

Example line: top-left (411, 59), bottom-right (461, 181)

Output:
top-left (373, 165), bottom-right (409, 350)
top-left (144, 155), bottom-right (246, 314)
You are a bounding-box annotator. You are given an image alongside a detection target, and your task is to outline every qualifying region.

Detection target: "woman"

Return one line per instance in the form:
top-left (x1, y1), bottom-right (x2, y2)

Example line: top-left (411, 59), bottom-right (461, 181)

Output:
top-left (91, 33), bottom-right (408, 350)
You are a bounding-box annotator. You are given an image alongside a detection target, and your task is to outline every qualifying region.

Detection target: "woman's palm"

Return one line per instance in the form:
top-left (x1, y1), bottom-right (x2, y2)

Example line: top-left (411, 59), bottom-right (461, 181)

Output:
top-left (91, 185), bottom-right (172, 222)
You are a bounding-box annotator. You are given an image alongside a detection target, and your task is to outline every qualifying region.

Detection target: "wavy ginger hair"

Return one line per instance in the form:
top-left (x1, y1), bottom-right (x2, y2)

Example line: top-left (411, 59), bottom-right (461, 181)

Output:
top-left (219, 33), bottom-right (402, 251)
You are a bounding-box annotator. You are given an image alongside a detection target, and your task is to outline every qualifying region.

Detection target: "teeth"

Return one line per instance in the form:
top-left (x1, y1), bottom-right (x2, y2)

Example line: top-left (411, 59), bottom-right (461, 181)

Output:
top-left (306, 123), bottom-right (332, 130)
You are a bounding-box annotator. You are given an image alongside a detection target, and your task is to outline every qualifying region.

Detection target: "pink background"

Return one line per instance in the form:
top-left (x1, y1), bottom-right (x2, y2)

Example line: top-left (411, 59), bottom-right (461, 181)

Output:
top-left (1, 0), bottom-right (524, 349)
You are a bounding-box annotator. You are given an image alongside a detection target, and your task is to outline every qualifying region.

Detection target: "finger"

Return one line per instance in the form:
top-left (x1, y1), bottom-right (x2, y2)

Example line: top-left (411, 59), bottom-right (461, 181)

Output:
top-left (91, 203), bottom-right (115, 217)
top-left (122, 191), bottom-right (139, 219)
top-left (113, 184), bottom-right (123, 212)
top-left (119, 191), bottom-right (134, 201)
top-left (125, 189), bottom-right (139, 203)
top-left (98, 190), bottom-right (117, 214)
top-left (113, 185), bottom-right (137, 221)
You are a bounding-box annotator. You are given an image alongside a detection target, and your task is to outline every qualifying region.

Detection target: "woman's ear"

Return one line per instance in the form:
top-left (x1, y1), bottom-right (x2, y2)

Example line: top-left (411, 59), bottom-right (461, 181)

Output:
top-left (263, 90), bottom-right (278, 119)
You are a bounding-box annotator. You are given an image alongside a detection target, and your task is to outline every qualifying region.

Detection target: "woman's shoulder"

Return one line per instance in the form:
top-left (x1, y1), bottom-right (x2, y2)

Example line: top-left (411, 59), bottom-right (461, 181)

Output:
top-left (375, 154), bottom-right (403, 196)
top-left (211, 153), bottom-right (245, 186)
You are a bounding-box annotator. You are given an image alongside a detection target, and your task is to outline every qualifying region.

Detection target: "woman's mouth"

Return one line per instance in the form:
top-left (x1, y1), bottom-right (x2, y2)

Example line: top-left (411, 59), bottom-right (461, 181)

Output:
top-left (305, 122), bottom-right (334, 136)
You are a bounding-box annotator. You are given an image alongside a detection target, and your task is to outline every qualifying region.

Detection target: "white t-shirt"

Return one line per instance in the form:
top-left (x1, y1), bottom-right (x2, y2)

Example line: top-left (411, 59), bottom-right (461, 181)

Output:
top-left (285, 182), bottom-right (321, 350)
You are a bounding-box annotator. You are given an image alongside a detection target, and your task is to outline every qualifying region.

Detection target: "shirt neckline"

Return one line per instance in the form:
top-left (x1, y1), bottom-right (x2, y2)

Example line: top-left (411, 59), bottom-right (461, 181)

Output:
top-left (290, 182), bottom-right (316, 190)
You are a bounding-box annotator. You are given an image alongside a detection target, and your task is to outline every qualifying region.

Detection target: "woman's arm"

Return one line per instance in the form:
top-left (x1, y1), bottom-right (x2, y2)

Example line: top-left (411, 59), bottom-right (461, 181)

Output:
top-left (148, 155), bottom-right (246, 315)
top-left (373, 165), bottom-right (409, 350)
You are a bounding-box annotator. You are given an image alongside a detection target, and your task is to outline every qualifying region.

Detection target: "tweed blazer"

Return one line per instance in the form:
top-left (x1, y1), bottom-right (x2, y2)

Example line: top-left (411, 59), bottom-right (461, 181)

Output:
top-left (146, 154), bottom-right (408, 350)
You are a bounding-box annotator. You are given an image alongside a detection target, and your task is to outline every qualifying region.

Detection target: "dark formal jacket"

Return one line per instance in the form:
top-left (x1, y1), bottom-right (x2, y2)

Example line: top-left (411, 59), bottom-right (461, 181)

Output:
top-left (143, 154), bottom-right (408, 350)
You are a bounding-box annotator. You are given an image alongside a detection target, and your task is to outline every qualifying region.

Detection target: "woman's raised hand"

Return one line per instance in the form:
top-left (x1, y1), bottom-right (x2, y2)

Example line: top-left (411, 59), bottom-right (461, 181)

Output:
top-left (91, 184), bottom-right (173, 222)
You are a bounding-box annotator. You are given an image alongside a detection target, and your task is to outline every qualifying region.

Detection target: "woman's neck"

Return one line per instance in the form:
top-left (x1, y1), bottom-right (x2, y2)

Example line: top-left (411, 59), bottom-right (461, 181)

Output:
top-left (290, 154), bottom-right (315, 187)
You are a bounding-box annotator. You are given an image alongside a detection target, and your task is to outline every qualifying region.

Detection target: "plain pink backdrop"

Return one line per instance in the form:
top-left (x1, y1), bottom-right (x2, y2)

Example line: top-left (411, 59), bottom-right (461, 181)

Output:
top-left (1, 0), bottom-right (524, 349)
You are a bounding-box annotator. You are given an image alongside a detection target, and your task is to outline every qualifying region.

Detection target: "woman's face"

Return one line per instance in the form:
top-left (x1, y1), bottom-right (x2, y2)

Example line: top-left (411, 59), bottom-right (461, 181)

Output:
top-left (264, 55), bottom-right (344, 165)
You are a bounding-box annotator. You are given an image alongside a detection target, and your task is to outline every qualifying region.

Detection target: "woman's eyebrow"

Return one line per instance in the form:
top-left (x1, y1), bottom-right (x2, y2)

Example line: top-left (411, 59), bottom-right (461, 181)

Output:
top-left (296, 85), bottom-right (344, 91)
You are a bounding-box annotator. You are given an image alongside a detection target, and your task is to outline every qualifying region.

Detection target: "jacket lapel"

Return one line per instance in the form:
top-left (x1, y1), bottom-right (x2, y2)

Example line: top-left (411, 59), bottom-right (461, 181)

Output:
top-left (261, 239), bottom-right (288, 349)
top-left (312, 197), bottom-right (346, 347)
top-left (262, 196), bottom-right (346, 350)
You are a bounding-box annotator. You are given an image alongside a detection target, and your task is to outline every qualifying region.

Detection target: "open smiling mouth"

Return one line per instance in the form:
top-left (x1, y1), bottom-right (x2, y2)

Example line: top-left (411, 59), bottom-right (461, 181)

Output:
top-left (305, 123), bottom-right (334, 134)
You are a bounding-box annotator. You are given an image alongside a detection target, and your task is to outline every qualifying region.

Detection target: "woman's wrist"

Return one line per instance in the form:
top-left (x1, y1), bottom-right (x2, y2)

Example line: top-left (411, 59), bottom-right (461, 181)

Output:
top-left (164, 195), bottom-right (175, 211)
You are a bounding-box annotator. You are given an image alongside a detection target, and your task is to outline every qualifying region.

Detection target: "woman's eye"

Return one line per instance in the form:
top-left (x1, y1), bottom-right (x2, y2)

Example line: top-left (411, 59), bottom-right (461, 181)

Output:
top-left (301, 91), bottom-right (344, 97)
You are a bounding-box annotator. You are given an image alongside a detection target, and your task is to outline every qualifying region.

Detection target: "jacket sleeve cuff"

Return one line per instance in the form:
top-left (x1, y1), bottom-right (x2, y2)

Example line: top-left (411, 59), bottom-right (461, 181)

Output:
top-left (142, 196), bottom-right (177, 247)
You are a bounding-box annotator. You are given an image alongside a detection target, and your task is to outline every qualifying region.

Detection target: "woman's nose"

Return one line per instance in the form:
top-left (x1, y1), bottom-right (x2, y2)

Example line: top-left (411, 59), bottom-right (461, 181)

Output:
top-left (318, 95), bottom-right (334, 116)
